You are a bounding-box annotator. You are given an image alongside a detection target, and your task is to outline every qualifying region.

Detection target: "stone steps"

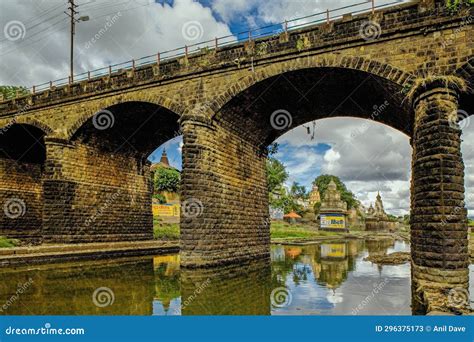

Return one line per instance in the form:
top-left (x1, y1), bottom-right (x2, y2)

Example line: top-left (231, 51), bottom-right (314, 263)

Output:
top-left (0, 240), bottom-right (179, 266)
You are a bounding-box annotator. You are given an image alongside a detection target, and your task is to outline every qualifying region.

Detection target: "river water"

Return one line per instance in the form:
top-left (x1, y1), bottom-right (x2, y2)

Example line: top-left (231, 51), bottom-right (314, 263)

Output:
top-left (0, 238), bottom-right (472, 315)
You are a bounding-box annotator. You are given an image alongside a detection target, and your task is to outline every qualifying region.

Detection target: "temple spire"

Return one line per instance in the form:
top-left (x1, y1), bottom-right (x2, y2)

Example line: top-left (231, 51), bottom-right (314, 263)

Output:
top-left (160, 148), bottom-right (170, 166)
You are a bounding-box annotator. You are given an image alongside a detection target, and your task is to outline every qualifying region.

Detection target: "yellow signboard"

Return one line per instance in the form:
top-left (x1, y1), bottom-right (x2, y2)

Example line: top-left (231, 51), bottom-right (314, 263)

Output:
top-left (321, 243), bottom-right (347, 258)
top-left (153, 204), bottom-right (180, 217)
top-left (320, 214), bottom-right (346, 229)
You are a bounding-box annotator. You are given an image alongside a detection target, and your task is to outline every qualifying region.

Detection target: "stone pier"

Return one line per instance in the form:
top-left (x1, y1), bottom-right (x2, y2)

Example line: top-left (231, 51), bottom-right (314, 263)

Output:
top-left (410, 77), bottom-right (470, 314)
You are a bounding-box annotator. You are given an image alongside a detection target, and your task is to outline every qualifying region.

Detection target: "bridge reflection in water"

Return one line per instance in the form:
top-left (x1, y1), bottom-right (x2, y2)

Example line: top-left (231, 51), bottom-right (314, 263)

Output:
top-left (0, 238), bottom-right (448, 315)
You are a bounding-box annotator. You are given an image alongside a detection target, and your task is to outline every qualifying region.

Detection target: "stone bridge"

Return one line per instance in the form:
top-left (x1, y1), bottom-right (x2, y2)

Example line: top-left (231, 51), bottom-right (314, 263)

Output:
top-left (0, 0), bottom-right (473, 313)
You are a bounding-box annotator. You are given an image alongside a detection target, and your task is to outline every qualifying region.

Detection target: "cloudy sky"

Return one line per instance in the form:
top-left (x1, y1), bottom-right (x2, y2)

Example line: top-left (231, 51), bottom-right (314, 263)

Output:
top-left (0, 0), bottom-right (472, 216)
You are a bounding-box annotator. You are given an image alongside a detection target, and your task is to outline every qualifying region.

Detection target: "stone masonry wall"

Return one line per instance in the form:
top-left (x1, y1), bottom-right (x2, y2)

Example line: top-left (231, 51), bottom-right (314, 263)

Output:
top-left (0, 159), bottom-right (42, 242)
top-left (42, 139), bottom-right (153, 243)
top-left (180, 115), bottom-right (270, 268)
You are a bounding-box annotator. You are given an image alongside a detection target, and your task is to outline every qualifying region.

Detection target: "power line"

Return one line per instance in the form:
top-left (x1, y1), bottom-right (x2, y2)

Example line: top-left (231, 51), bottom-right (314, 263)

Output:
top-left (0, 4), bottom-right (67, 43)
top-left (78, 0), bottom-right (132, 12)
top-left (0, 18), bottom-right (68, 56)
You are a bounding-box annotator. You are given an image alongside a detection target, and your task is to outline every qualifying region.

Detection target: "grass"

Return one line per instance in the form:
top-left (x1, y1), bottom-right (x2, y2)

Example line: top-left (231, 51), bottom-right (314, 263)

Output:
top-left (0, 236), bottom-right (20, 248)
top-left (270, 221), bottom-right (343, 240)
top-left (406, 75), bottom-right (468, 102)
top-left (152, 219), bottom-right (350, 241)
top-left (153, 219), bottom-right (180, 240)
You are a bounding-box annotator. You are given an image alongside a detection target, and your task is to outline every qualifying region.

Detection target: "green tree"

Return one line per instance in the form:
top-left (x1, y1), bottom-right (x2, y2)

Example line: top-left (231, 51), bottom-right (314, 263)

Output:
top-left (153, 167), bottom-right (181, 193)
top-left (312, 174), bottom-right (357, 209)
top-left (266, 157), bottom-right (288, 194)
top-left (290, 182), bottom-right (308, 200)
top-left (152, 193), bottom-right (167, 204)
top-left (0, 86), bottom-right (29, 100)
top-left (272, 193), bottom-right (304, 216)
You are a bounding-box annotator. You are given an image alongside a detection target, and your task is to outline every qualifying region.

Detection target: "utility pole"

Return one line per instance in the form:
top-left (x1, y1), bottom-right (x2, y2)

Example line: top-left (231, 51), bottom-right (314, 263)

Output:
top-left (66, 0), bottom-right (89, 83)
top-left (68, 0), bottom-right (76, 82)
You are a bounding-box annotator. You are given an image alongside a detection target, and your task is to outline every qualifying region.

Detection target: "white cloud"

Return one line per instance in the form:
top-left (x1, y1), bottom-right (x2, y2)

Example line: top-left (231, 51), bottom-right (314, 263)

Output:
top-left (0, 0), bottom-right (233, 86)
top-left (211, 0), bottom-right (409, 29)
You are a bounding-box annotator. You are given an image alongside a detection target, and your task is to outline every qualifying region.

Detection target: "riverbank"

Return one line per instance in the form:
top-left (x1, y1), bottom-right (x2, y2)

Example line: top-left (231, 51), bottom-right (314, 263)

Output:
top-left (0, 240), bottom-right (178, 267)
top-left (151, 220), bottom-right (410, 244)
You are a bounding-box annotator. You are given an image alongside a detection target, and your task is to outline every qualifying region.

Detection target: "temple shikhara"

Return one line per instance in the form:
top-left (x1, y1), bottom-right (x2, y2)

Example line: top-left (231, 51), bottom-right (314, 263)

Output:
top-left (365, 192), bottom-right (396, 231)
top-left (318, 180), bottom-right (348, 232)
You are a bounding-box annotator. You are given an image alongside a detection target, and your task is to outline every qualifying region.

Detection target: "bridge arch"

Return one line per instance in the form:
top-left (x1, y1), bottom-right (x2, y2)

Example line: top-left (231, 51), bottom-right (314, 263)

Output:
top-left (0, 117), bottom-right (53, 137)
top-left (207, 56), bottom-right (414, 123)
top-left (455, 56), bottom-right (474, 116)
top-left (208, 61), bottom-right (414, 148)
top-left (42, 100), bottom-right (181, 243)
top-left (0, 123), bottom-right (47, 243)
top-left (65, 94), bottom-right (185, 141)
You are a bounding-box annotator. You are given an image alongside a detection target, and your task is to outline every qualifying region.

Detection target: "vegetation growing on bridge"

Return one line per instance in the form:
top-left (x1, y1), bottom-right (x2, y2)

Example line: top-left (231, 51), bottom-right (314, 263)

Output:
top-left (445, 0), bottom-right (474, 13)
top-left (0, 236), bottom-right (19, 248)
top-left (0, 86), bottom-right (29, 100)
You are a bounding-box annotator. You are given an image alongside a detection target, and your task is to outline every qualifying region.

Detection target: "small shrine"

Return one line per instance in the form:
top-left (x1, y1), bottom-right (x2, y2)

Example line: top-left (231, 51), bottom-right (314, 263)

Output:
top-left (283, 211), bottom-right (302, 224)
top-left (319, 180), bottom-right (348, 232)
top-left (365, 192), bottom-right (395, 231)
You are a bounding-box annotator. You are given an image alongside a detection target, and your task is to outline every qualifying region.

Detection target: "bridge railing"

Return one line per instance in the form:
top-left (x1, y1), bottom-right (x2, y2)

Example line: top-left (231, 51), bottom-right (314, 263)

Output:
top-left (12, 0), bottom-right (407, 98)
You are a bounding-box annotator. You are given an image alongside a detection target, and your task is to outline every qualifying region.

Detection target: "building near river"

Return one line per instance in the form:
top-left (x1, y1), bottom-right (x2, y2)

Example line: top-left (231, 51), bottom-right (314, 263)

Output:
top-left (318, 180), bottom-right (348, 232)
top-left (308, 184), bottom-right (321, 207)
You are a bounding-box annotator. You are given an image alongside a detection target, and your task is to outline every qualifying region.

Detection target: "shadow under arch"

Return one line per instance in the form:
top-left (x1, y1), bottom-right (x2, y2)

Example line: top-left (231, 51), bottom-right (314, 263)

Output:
top-left (66, 95), bottom-right (185, 141)
top-left (69, 101), bottom-right (181, 156)
top-left (42, 101), bottom-right (181, 243)
top-left (211, 66), bottom-right (413, 149)
top-left (0, 123), bottom-right (47, 242)
top-left (455, 56), bottom-right (474, 116)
